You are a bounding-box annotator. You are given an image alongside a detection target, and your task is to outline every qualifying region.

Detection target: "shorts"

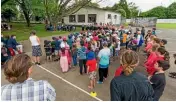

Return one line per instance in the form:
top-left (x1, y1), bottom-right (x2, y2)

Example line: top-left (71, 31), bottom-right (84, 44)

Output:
top-left (89, 71), bottom-right (97, 80)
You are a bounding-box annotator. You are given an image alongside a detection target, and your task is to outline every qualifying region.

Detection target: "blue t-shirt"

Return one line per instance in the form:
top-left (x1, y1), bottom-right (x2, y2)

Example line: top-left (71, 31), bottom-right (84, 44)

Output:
top-left (77, 46), bottom-right (86, 59)
top-left (98, 48), bottom-right (111, 68)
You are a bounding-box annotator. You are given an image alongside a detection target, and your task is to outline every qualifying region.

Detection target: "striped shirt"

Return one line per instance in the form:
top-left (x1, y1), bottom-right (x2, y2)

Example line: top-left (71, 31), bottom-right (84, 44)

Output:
top-left (1, 78), bottom-right (56, 101)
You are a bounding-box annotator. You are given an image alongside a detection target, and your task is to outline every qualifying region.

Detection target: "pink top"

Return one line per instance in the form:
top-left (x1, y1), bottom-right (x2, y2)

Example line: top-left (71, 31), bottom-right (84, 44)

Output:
top-left (145, 42), bottom-right (153, 52)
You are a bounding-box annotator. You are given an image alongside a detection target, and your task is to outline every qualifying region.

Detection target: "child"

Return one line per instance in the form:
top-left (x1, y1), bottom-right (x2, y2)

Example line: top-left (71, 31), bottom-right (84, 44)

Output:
top-left (160, 39), bottom-right (167, 49)
top-left (86, 45), bottom-right (97, 89)
top-left (77, 41), bottom-right (87, 75)
top-left (145, 44), bottom-right (160, 76)
top-left (115, 37), bottom-right (120, 60)
top-left (149, 60), bottom-right (170, 101)
top-left (72, 44), bottom-right (77, 67)
top-left (44, 40), bottom-right (52, 61)
top-left (59, 47), bottom-right (69, 72)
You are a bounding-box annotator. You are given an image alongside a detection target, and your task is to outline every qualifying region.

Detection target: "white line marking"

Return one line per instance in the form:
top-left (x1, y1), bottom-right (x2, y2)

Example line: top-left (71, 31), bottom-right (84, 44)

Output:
top-left (37, 65), bottom-right (103, 101)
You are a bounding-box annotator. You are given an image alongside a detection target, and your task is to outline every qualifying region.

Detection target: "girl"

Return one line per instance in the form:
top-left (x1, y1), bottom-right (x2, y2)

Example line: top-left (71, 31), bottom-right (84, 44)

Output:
top-left (59, 48), bottom-right (69, 72)
top-left (110, 50), bottom-right (154, 101)
top-left (145, 44), bottom-right (160, 76)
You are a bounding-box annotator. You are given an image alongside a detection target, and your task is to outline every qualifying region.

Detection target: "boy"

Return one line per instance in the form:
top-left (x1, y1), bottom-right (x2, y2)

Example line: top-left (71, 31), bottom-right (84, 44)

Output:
top-left (44, 40), bottom-right (52, 61)
top-left (149, 60), bottom-right (170, 101)
top-left (160, 39), bottom-right (167, 49)
top-left (86, 45), bottom-right (97, 89)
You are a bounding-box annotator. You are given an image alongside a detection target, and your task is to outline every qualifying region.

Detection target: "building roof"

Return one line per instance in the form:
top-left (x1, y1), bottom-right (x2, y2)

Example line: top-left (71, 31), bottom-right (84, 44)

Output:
top-left (84, 6), bottom-right (121, 15)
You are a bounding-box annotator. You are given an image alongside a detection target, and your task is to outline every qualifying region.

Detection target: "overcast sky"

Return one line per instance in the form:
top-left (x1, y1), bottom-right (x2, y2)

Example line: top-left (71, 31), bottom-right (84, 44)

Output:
top-left (93, 0), bottom-right (175, 11)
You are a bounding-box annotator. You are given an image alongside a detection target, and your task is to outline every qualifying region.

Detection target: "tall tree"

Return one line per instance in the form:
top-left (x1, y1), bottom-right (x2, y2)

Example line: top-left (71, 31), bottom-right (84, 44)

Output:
top-left (15, 0), bottom-right (32, 27)
top-left (44, 0), bottom-right (92, 29)
top-left (141, 6), bottom-right (167, 18)
top-left (128, 2), bottom-right (139, 18)
top-left (167, 2), bottom-right (176, 18)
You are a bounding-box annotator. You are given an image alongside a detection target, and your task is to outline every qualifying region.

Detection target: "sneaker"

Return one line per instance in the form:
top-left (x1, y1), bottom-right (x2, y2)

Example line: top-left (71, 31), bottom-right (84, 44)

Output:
top-left (97, 81), bottom-right (103, 84)
top-left (35, 62), bottom-right (38, 65)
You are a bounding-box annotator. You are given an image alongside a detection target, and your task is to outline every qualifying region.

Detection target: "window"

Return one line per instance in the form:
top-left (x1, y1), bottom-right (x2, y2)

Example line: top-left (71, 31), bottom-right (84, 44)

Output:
top-left (114, 15), bottom-right (117, 19)
top-left (69, 15), bottom-right (76, 22)
top-left (108, 14), bottom-right (111, 19)
top-left (78, 15), bottom-right (85, 22)
top-left (88, 14), bottom-right (96, 23)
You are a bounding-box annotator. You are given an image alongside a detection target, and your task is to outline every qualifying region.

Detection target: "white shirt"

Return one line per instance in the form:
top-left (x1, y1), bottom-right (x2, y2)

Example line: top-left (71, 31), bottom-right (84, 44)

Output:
top-left (29, 36), bottom-right (39, 46)
top-left (116, 41), bottom-right (121, 51)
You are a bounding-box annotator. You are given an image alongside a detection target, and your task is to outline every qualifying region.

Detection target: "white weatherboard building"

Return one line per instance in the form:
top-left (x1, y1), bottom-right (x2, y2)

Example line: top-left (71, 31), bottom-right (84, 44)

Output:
top-left (63, 7), bottom-right (121, 25)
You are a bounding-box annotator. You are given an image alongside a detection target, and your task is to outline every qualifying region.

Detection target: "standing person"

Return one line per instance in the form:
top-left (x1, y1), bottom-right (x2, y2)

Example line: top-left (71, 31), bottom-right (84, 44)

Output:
top-left (72, 44), bottom-right (77, 67)
top-left (136, 31), bottom-right (144, 52)
top-left (59, 47), bottom-right (69, 72)
top-left (149, 60), bottom-right (170, 101)
top-left (29, 31), bottom-right (42, 65)
top-left (77, 41), bottom-right (87, 75)
top-left (97, 42), bottom-right (111, 84)
top-left (141, 26), bottom-right (145, 38)
top-left (86, 45), bottom-right (97, 89)
top-left (1, 54), bottom-right (56, 101)
top-left (110, 50), bottom-right (154, 101)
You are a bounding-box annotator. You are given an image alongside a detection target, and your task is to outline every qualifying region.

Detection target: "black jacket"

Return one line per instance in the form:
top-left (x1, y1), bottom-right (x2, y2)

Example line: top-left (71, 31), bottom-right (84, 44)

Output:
top-left (110, 71), bottom-right (154, 101)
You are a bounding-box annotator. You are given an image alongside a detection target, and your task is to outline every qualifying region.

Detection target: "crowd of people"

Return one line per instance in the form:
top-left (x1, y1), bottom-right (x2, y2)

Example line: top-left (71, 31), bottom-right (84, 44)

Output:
top-left (1, 23), bottom-right (175, 101)
top-left (45, 24), bottom-right (76, 31)
top-left (1, 34), bottom-right (23, 65)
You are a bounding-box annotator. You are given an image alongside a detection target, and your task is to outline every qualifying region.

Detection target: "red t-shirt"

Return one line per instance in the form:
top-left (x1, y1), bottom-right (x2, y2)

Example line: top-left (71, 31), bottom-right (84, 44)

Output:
top-left (86, 59), bottom-right (97, 72)
top-left (114, 66), bottom-right (123, 77)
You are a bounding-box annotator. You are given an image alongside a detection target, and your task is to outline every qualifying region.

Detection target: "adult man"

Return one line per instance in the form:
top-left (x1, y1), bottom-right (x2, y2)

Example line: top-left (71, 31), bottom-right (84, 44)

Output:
top-left (1, 54), bottom-right (56, 101)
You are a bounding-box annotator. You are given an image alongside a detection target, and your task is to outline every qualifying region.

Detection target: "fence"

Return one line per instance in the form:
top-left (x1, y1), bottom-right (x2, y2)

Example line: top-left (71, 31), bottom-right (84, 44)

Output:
top-left (126, 19), bottom-right (176, 23)
top-left (129, 17), bottom-right (157, 27)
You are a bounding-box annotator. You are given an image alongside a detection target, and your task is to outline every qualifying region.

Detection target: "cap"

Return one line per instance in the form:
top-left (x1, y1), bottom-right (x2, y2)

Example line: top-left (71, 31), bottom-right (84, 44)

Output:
top-left (161, 39), bottom-right (167, 45)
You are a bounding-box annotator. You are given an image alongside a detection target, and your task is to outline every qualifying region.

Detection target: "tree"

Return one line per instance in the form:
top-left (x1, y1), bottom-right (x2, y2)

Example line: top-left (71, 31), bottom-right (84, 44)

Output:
top-left (87, 2), bottom-right (100, 8)
top-left (141, 6), bottom-right (167, 18)
top-left (128, 2), bottom-right (139, 18)
top-left (167, 2), bottom-right (176, 18)
top-left (15, 0), bottom-right (32, 27)
top-left (44, 0), bottom-right (92, 29)
top-left (1, 0), bottom-right (11, 6)
top-left (1, 9), bottom-right (16, 22)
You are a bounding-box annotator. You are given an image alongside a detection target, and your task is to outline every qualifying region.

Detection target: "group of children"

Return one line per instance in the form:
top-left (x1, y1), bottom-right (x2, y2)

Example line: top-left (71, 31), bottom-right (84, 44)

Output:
top-left (43, 25), bottom-right (146, 90)
top-left (43, 25), bottom-right (173, 100)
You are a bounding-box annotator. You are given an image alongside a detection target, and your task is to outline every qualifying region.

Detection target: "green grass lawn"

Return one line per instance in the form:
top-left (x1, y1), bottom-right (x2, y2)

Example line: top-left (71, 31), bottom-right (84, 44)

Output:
top-left (156, 23), bottom-right (176, 29)
top-left (2, 23), bottom-right (81, 41)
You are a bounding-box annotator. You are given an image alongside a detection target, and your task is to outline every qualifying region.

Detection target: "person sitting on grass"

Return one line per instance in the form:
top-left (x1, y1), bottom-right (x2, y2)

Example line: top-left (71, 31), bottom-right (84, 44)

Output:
top-left (86, 45), bottom-right (97, 89)
top-left (149, 60), bottom-right (170, 101)
top-left (1, 54), bottom-right (56, 101)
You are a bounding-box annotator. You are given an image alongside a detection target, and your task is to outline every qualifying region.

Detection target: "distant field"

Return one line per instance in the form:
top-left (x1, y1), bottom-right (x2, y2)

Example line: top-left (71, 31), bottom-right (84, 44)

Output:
top-left (156, 23), bottom-right (176, 29)
top-left (2, 23), bottom-right (81, 41)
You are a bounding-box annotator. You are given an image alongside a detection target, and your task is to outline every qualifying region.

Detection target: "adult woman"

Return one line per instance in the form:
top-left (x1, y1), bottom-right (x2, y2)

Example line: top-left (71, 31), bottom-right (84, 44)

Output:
top-left (29, 30), bottom-right (42, 65)
top-left (110, 50), bottom-right (154, 101)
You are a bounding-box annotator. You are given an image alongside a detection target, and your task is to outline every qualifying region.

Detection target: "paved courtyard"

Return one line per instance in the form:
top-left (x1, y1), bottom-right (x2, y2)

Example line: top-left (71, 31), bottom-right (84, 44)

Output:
top-left (1, 28), bottom-right (176, 101)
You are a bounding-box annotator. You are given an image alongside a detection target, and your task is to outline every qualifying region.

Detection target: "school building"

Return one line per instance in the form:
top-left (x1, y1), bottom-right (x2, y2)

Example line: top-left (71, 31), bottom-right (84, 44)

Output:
top-left (63, 7), bottom-right (122, 25)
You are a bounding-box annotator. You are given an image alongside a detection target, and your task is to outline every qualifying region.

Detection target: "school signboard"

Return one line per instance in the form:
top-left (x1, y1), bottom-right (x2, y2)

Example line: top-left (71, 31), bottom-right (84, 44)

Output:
top-left (130, 17), bottom-right (157, 27)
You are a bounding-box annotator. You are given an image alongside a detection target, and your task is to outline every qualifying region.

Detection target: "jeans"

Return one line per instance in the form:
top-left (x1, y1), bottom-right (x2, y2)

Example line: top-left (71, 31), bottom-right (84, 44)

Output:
top-left (79, 59), bottom-right (87, 74)
top-left (99, 68), bottom-right (108, 82)
top-left (72, 54), bottom-right (77, 66)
